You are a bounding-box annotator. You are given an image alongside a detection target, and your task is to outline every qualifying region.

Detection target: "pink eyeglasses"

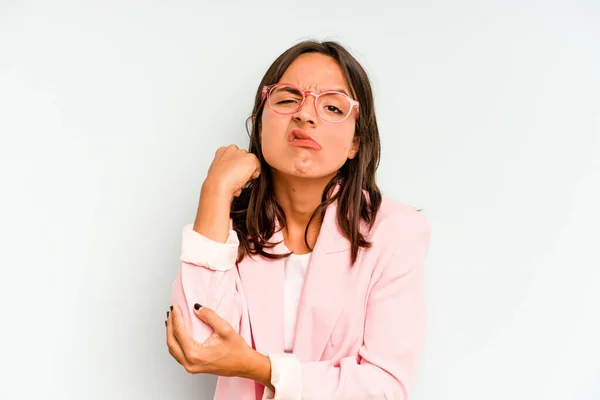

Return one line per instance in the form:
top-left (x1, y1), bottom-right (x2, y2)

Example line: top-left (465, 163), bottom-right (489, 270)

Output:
top-left (261, 83), bottom-right (359, 123)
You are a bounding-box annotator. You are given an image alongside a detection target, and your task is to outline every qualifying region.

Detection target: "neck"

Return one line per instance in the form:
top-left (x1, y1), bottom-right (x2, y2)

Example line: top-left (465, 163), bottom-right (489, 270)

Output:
top-left (271, 170), bottom-right (336, 250)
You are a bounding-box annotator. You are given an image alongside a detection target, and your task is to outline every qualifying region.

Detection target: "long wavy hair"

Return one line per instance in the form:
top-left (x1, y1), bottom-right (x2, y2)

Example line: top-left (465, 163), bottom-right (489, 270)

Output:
top-left (230, 40), bottom-right (382, 265)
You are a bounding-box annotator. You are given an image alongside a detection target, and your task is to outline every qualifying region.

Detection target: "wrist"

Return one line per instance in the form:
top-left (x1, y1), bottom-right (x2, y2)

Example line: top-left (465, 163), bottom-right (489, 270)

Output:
top-left (193, 181), bottom-right (233, 242)
top-left (240, 349), bottom-right (273, 391)
top-left (201, 178), bottom-right (233, 198)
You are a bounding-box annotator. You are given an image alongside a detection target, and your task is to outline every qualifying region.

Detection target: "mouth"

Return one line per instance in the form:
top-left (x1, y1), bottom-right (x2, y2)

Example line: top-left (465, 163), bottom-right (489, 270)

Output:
top-left (287, 128), bottom-right (322, 150)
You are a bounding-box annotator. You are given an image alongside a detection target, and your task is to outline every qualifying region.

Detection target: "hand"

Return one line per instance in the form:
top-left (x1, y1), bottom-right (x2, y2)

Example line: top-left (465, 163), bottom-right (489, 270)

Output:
top-left (204, 144), bottom-right (261, 197)
top-left (165, 305), bottom-right (272, 387)
top-left (192, 144), bottom-right (261, 241)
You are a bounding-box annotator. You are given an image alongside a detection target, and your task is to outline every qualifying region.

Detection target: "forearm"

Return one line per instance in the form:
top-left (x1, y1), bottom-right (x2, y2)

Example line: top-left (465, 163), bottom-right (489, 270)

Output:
top-left (193, 180), bottom-right (232, 242)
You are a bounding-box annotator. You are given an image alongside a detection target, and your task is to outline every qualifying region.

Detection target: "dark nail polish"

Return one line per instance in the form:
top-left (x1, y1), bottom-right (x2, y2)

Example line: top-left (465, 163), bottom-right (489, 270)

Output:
top-left (194, 303), bottom-right (201, 310)
top-left (170, 306), bottom-right (173, 311)
top-left (167, 311), bottom-right (169, 318)
top-left (165, 320), bottom-right (167, 327)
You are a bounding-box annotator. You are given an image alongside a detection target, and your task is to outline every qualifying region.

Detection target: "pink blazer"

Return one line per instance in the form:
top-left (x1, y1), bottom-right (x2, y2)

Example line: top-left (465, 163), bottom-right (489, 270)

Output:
top-left (170, 195), bottom-right (431, 400)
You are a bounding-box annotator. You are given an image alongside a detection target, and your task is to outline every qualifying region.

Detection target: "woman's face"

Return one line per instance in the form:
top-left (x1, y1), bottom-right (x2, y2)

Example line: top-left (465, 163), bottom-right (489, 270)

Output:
top-left (260, 53), bottom-right (359, 179)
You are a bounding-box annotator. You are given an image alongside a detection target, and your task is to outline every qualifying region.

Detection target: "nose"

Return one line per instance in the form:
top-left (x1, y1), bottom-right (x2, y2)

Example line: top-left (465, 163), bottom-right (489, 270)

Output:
top-left (292, 94), bottom-right (317, 126)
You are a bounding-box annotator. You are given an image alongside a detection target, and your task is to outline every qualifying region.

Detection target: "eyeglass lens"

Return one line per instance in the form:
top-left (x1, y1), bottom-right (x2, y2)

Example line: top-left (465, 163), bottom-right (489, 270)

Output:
top-left (269, 85), bottom-right (352, 122)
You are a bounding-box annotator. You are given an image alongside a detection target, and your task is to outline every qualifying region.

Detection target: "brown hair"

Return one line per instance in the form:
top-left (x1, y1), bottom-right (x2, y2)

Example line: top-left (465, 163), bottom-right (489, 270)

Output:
top-left (230, 40), bottom-right (382, 265)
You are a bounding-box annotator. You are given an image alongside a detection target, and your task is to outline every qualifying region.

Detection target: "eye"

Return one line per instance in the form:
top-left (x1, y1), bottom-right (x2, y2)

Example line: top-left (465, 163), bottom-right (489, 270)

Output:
top-left (317, 93), bottom-right (348, 116)
top-left (277, 99), bottom-right (300, 105)
top-left (325, 105), bottom-right (343, 114)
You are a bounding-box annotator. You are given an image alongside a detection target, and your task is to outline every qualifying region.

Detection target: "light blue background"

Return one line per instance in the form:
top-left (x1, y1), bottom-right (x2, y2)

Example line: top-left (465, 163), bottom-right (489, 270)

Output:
top-left (0, 1), bottom-right (598, 399)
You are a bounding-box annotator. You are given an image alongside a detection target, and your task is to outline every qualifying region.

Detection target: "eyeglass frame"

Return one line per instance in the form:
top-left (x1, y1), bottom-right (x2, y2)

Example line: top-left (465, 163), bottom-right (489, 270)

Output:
top-left (261, 83), bottom-right (360, 123)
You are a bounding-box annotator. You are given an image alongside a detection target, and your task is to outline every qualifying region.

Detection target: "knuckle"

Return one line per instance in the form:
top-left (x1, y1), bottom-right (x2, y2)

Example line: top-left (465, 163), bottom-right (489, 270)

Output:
top-left (166, 337), bottom-right (175, 350)
top-left (168, 348), bottom-right (182, 366)
top-left (220, 325), bottom-right (234, 336)
top-left (184, 364), bottom-right (195, 374)
top-left (188, 353), bottom-right (201, 365)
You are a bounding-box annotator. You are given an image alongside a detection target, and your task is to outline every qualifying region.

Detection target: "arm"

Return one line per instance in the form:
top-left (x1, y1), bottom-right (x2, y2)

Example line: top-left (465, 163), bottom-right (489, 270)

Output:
top-left (258, 218), bottom-right (431, 400)
top-left (170, 182), bottom-right (242, 343)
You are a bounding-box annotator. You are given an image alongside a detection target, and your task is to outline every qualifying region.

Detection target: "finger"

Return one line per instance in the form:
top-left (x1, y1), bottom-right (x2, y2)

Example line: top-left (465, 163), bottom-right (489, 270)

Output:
top-left (170, 306), bottom-right (199, 359)
top-left (252, 155), bottom-right (261, 176)
top-left (250, 166), bottom-right (261, 180)
top-left (214, 146), bottom-right (227, 161)
top-left (166, 311), bottom-right (187, 367)
top-left (194, 305), bottom-right (234, 338)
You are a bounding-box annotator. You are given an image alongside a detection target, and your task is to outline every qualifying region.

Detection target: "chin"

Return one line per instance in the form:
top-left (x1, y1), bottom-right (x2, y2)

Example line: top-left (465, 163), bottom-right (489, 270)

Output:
top-left (264, 149), bottom-right (343, 180)
top-left (277, 162), bottom-right (341, 181)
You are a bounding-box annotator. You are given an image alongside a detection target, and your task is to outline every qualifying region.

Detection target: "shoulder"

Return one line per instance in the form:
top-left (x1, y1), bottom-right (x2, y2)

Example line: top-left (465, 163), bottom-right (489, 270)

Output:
top-left (358, 194), bottom-right (431, 262)
top-left (368, 195), bottom-right (430, 241)
top-left (361, 195), bottom-right (431, 277)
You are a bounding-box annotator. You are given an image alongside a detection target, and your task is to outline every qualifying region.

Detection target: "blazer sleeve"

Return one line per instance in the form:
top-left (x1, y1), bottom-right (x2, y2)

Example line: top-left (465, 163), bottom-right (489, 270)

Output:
top-left (264, 218), bottom-right (431, 400)
top-left (169, 223), bottom-right (243, 343)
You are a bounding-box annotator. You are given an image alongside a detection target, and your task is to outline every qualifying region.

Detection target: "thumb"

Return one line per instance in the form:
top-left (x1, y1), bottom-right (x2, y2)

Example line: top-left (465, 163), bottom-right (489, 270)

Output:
top-left (193, 304), bottom-right (234, 337)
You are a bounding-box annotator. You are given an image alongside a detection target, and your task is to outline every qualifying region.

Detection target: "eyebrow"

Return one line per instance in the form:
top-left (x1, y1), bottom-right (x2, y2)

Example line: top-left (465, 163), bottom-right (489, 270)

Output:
top-left (280, 86), bottom-right (303, 95)
top-left (301, 85), bottom-right (352, 97)
top-left (315, 85), bottom-right (350, 97)
top-left (332, 88), bottom-right (350, 96)
top-left (278, 83), bottom-right (353, 98)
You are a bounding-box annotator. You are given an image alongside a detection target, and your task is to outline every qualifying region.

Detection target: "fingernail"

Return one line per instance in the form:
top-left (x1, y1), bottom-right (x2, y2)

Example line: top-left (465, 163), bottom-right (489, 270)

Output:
top-left (170, 305), bottom-right (173, 311)
top-left (164, 320), bottom-right (167, 327)
top-left (194, 303), bottom-right (201, 310)
top-left (167, 311), bottom-right (169, 318)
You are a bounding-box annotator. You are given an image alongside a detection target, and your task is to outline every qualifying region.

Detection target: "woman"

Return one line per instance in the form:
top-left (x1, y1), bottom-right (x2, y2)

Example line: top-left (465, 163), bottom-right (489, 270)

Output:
top-left (165, 40), bottom-right (431, 400)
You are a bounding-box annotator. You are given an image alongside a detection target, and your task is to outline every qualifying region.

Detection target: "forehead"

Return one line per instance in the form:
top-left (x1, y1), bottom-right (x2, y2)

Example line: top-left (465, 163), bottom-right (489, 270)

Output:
top-left (278, 53), bottom-right (351, 94)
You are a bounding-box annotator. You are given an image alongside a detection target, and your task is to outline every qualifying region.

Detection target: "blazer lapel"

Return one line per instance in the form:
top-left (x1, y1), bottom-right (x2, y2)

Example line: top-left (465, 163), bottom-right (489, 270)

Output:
top-left (291, 200), bottom-right (357, 363)
top-left (236, 226), bottom-right (287, 356)
top-left (237, 186), bottom-right (364, 362)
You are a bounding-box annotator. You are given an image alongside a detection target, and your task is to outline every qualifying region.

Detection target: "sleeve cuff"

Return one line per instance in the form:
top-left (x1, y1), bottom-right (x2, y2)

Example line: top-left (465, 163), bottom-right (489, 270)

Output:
top-left (180, 223), bottom-right (239, 271)
top-left (262, 353), bottom-right (302, 400)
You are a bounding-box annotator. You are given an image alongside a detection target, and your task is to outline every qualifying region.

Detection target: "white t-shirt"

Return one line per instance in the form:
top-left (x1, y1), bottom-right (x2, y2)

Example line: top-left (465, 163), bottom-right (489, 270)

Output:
top-left (283, 252), bottom-right (311, 352)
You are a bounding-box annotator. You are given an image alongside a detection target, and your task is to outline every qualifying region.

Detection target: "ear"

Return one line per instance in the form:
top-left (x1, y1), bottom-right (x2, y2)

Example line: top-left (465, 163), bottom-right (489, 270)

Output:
top-left (347, 136), bottom-right (360, 159)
